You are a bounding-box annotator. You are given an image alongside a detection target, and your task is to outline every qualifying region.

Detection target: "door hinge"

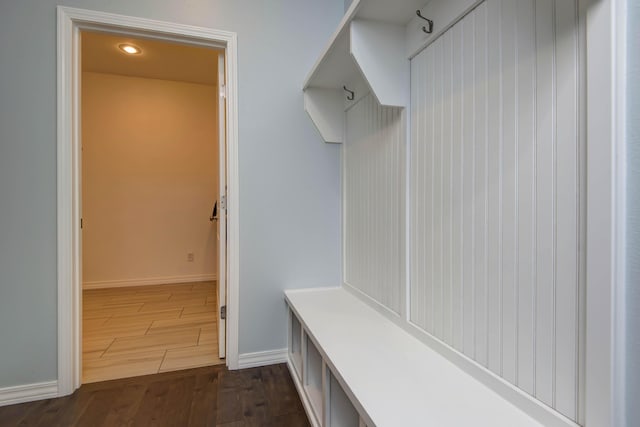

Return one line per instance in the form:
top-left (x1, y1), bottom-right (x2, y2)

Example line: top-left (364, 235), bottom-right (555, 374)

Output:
top-left (80, 218), bottom-right (83, 229)
top-left (220, 195), bottom-right (227, 210)
top-left (220, 84), bottom-right (227, 99)
top-left (220, 305), bottom-right (227, 320)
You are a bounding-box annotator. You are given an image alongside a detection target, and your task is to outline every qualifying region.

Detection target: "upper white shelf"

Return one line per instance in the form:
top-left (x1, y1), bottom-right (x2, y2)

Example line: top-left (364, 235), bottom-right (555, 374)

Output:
top-left (303, 0), bottom-right (482, 143)
top-left (303, 0), bottom-right (424, 143)
top-left (303, 0), bottom-right (423, 89)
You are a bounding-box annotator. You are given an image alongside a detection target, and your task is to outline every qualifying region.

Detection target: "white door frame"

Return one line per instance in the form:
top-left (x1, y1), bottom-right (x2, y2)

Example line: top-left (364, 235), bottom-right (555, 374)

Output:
top-left (56, 6), bottom-right (241, 396)
top-left (217, 51), bottom-right (228, 360)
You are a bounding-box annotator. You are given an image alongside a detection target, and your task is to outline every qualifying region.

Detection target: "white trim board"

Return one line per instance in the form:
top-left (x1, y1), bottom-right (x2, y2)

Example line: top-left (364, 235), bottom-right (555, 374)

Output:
top-left (57, 6), bottom-right (241, 397)
top-left (0, 381), bottom-right (58, 407)
top-left (237, 349), bottom-right (288, 369)
top-left (83, 274), bottom-right (217, 290)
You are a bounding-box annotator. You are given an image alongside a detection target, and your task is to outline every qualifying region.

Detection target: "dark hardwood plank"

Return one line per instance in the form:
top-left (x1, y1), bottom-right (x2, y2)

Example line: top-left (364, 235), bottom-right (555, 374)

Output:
top-left (132, 376), bottom-right (195, 425)
top-left (216, 369), bottom-right (249, 424)
top-left (271, 411), bottom-right (311, 427)
top-left (99, 383), bottom-right (146, 426)
top-left (74, 388), bottom-right (124, 427)
top-left (239, 369), bottom-right (269, 424)
top-left (261, 364), bottom-right (305, 417)
top-left (0, 364), bottom-right (308, 427)
top-left (186, 370), bottom-right (219, 426)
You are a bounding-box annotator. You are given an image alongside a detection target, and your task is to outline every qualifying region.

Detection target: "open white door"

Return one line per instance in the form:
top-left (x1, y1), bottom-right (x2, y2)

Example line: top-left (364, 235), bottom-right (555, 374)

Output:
top-left (217, 51), bottom-right (227, 359)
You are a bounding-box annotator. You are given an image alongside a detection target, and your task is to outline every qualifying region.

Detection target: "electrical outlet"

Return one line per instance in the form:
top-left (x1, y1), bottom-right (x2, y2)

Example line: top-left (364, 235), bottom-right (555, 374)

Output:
top-left (187, 252), bottom-right (194, 262)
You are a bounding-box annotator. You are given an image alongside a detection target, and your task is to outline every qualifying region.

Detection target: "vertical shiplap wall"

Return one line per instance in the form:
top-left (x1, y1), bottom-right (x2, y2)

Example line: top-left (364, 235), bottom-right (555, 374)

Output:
top-left (344, 93), bottom-right (404, 315)
top-left (410, 0), bottom-right (584, 422)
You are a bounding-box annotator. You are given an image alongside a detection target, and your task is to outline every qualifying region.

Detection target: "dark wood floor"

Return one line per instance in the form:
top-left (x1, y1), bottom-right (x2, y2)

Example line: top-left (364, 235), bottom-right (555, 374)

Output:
top-left (0, 364), bottom-right (310, 427)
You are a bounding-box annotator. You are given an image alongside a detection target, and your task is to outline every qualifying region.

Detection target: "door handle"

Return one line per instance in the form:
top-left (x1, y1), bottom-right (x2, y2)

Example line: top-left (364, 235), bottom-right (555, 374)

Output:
top-left (210, 201), bottom-right (218, 222)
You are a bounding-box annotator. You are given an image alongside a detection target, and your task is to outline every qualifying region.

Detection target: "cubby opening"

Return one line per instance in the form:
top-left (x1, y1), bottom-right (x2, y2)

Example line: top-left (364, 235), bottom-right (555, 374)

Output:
top-left (289, 310), bottom-right (303, 380)
top-left (326, 371), bottom-right (359, 427)
top-left (304, 335), bottom-right (324, 423)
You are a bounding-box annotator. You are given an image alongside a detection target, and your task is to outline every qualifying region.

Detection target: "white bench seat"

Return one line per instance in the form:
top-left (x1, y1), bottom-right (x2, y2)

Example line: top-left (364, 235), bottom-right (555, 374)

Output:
top-left (285, 287), bottom-right (543, 427)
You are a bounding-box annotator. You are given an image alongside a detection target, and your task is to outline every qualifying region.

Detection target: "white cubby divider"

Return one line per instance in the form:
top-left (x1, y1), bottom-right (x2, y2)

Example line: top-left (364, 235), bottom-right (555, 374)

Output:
top-left (287, 301), bottom-right (365, 427)
top-left (327, 371), bottom-right (360, 427)
top-left (289, 310), bottom-right (303, 381)
top-left (304, 334), bottom-right (325, 424)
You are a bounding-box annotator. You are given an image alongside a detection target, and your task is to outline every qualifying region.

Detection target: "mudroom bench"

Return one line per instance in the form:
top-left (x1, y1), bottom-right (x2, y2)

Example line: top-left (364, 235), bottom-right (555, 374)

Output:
top-left (284, 287), bottom-right (543, 427)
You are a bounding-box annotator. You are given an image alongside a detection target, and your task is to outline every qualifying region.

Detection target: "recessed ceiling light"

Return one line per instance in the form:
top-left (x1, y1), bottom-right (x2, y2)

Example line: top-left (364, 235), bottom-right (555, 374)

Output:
top-left (118, 44), bottom-right (141, 55)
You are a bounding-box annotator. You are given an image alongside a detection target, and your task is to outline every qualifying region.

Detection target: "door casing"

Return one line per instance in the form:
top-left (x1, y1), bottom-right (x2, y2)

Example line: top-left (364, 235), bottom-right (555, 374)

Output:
top-left (56, 6), bottom-right (241, 395)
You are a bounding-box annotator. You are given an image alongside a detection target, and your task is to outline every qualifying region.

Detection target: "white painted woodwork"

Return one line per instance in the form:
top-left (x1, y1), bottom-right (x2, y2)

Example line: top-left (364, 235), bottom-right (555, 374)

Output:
top-left (584, 0), bottom-right (618, 425)
top-left (57, 6), bottom-right (241, 394)
top-left (409, 0), bottom-right (584, 421)
top-left (405, 0), bottom-right (483, 58)
top-left (236, 348), bottom-right (288, 369)
top-left (305, 3), bottom-right (361, 91)
top-left (305, 334), bottom-right (324, 425)
top-left (350, 20), bottom-right (409, 108)
top-left (344, 93), bottom-right (404, 315)
top-left (290, 311), bottom-right (303, 381)
top-left (303, 0), bottom-right (491, 144)
top-left (328, 371), bottom-right (359, 427)
top-left (304, 88), bottom-right (345, 144)
top-left (342, 75), bottom-right (370, 111)
top-left (355, 0), bottom-right (424, 24)
top-left (0, 381), bottom-right (59, 407)
top-left (285, 288), bottom-right (547, 427)
top-left (303, 0), bottom-right (423, 90)
top-left (217, 51), bottom-right (228, 360)
top-left (303, 0), bottom-right (423, 143)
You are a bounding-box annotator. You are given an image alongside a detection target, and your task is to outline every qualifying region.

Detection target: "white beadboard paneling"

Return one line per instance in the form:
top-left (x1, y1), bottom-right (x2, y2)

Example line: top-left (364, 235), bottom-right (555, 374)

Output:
top-left (450, 21), bottom-right (464, 353)
top-left (344, 92), bottom-right (404, 315)
top-left (553, 0), bottom-right (581, 419)
top-left (485, 0), bottom-right (503, 376)
top-left (515, 0), bottom-right (536, 396)
top-left (461, 13), bottom-right (475, 358)
top-left (473, 2), bottom-right (489, 367)
top-left (409, 0), bottom-right (584, 421)
top-left (499, 0), bottom-right (519, 387)
top-left (424, 42), bottom-right (434, 334)
top-left (432, 36), bottom-right (443, 340)
top-left (534, 0), bottom-right (556, 408)
top-left (441, 29), bottom-right (453, 346)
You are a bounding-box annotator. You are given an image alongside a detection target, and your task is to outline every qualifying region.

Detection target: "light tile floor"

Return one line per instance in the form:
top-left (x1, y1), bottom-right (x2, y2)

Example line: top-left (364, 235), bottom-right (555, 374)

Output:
top-left (82, 281), bottom-right (222, 383)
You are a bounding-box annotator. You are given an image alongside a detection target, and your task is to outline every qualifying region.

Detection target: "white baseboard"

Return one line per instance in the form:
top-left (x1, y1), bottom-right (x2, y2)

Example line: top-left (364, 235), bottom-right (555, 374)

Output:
top-left (237, 348), bottom-right (288, 369)
top-left (0, 381), bottom-right (58, 407)
top-left (83, 273), bottom-right (217, 289)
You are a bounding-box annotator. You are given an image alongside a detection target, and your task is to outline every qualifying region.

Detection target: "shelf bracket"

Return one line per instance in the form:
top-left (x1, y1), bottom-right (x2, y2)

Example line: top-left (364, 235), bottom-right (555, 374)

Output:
top-left (304, 88), bottom-right (344, 144)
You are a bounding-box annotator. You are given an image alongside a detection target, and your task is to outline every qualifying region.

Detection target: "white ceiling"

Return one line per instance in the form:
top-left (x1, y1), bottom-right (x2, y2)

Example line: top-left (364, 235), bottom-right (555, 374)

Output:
top-left (81, 31), bottom-right (221, 86)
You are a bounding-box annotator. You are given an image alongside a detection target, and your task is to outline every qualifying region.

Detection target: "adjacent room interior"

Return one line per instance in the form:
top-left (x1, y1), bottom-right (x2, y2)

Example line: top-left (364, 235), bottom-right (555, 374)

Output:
top-left (79, 31), bottom-right (225, 383)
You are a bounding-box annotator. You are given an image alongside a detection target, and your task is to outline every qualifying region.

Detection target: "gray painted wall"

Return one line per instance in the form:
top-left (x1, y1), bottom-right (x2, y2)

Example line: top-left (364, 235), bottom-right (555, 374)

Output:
top-left (624, 0), bottom-right (639, 423)
top-left (0, 0), bottom-right (343, 387)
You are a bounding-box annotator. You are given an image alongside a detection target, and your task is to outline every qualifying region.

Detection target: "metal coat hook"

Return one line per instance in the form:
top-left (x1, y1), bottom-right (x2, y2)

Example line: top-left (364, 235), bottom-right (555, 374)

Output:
top-left (416, 10), bottom-right (434, 34)
top-left (343, 86), bottom-right (355, 101)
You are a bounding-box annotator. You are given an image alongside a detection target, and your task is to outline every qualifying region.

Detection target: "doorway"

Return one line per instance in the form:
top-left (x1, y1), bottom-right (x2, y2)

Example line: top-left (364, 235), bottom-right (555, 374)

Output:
top-left (57, 7), bottom-right (240, 395)
top-left (79, 31), bottom-right (225, 383)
